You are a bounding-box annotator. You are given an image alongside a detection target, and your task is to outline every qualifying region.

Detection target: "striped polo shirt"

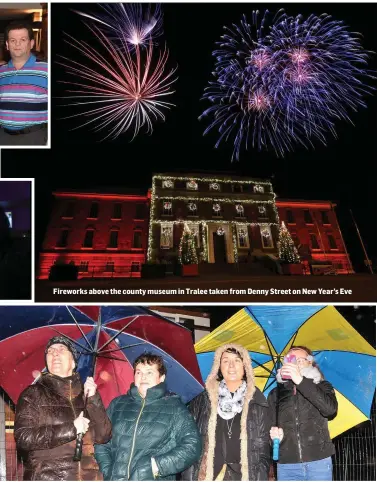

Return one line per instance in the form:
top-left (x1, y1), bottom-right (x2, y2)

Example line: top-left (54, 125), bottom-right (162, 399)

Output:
top-left (0, 53), bottom-right (48, 131)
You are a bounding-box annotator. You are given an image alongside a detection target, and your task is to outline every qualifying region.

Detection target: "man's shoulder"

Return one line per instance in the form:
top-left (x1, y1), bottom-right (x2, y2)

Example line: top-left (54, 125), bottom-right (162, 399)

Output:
top-left (0, 63), bottom-right (11, 73)
top-left (35, 60), bottom-right (48, 68)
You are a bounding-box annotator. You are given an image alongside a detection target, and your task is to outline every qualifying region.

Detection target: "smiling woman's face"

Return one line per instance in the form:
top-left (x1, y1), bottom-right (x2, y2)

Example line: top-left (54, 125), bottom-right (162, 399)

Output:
top-left (220, 351), bottom-right (244, 386)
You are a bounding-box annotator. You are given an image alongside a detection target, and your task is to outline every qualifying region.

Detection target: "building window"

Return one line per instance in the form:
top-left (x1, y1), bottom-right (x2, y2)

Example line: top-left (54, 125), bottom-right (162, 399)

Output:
top-left (260, 226), bottom-right (273, 248)
top-left (131, 261), bottom-right (141, 272)
top-left (135, 204), bottom-right (145, 220)
top-left (310, 233), bottom-right (320, 250)
top-left (162, 179), bottom-right (174, 189)
top-left (78, 261), bottom-right (89, 272)
top-left (162, 200), bottom-right (173, 216)
top-left (83, 229), bottom-right (94, 248)
top-left (112, 203), bottom-right (122, 219)
top-left (321, 211), bottom-right (330, 225)
top-left (56, 229), bottom-right (69, 248)
top-left (62, 201), bottom-right (75, 218)
top-left (105, 261), bottom-right (115, 272)
top-left (209, 182), bottom-right (221, 191)
top-left (258, 205), bottom-right (267, 217)
top-left (327, 234), bottom-right (337, 249)
top-left (88, 202), bottom-right (99, 219)
top-left (133, 230), bottom-right (142, 248)
top-left (237, 226), bottom-right (249, 248)
top-left (235, 204), bottom-right (245, 218)
top-left (233, 184), bottom-right (243, 193)
top-left (160, 224), bottom-right (173, 249)
top-left (254, 184), bottom-right (264, 193)
top-left (286, 210), bottom-right (295, 224)
top-left (304, 210), bottom-right (313, 224)
top-left (212, 203), bottom-right (222, 218)
top-left (108, 230), bottom-right (119, 248)
top-left (187, 202), bottom-right (198, 216)
top-left (186, 180), bottom-right (198, 190)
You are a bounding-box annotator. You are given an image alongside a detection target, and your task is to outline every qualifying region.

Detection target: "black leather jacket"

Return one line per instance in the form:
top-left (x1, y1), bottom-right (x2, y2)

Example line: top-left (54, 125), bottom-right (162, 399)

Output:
top-left (181, 387), bottom-right (272, 481)
top-left (268, 377), bottom-right (338, 464)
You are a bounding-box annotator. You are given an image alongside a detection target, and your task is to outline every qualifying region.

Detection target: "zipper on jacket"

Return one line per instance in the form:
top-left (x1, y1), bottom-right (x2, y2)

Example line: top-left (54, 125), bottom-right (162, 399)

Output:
top-left (68, 380), bottom-right (82, 481)
top-left (294, 389), bottom-right (303, 462)
top-left (127, 397), bottom-right (146, 480)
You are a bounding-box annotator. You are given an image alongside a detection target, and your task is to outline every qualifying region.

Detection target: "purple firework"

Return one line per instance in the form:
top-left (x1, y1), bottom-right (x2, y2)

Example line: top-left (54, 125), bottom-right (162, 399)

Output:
top-left (72, 3), bottom-right (163, 49)
top-left (200, 10), bottom-right (375, 160)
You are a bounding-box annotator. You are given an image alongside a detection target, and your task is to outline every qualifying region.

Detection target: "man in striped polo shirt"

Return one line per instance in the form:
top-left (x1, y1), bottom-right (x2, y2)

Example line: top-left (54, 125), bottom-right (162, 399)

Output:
top-left (0, 20), bottom-right (48, 145)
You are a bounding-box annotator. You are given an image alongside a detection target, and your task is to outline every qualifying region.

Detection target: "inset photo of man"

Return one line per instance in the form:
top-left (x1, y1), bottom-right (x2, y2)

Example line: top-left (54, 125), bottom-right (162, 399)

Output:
top-left (0, 3), bottom-right (48, 146)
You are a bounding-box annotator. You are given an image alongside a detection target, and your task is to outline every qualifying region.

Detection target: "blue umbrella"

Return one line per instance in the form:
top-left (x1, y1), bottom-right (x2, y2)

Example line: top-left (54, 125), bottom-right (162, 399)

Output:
top-left (196, 305), bottom-right (376, 438)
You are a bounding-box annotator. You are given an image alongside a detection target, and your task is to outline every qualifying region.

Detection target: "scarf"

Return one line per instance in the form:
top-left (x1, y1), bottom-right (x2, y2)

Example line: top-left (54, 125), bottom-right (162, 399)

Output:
top-left (217, 379), bottom-right (247, 420)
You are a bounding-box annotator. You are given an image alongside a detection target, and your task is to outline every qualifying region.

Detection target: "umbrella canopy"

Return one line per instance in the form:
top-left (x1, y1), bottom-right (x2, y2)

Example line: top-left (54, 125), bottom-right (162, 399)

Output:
top-left (196, 305), bottom-right (376, 438)
top-left (0, 306), bottom-right (203, 406)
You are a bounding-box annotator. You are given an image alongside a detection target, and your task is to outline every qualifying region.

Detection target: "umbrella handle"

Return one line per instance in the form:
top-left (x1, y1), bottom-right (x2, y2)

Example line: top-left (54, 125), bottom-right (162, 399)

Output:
top-left (73, 433), bottom-right (84, 462)
top-left (272, 438), bottom-right (280, 461)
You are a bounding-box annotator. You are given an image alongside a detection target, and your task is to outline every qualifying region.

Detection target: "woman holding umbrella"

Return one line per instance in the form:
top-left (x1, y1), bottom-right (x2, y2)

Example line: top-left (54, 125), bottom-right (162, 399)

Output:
top-left (181, 343), bottom-right (272, 481)
top-left (14, 336), bottom-right (112, 481)
top-left (269, 346), bottom-right (338, 481)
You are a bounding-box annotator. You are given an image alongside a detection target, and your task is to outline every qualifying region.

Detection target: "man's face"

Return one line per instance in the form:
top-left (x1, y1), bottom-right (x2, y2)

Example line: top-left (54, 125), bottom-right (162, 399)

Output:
top-left (46, 343), bottom-right (75, 378)
top-left (220, 351), bottom-right (245, 386)
top-left (134, 363), bottom-right (165, 397)
top-left (6, 29), bottom-right (34, 60)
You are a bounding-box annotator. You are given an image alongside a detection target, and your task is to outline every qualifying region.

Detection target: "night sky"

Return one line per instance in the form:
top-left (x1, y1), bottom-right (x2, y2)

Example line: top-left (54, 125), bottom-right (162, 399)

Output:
top-left (1, 3), bottom-right (376, 269)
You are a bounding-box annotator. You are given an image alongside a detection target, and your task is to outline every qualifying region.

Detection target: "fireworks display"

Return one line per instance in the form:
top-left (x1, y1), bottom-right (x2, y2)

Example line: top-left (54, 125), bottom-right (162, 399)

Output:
top-left (72, 3), bottom-right (163, 49)
top-left (200, 10), bottom-right (375, 160)
top-left (59, 4), bottom-right (177, 140)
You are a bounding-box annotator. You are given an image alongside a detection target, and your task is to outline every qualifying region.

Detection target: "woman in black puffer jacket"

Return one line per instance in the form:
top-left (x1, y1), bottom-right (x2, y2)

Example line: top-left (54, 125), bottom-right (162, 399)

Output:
top-left (268, 346), bottom-right (338, 481)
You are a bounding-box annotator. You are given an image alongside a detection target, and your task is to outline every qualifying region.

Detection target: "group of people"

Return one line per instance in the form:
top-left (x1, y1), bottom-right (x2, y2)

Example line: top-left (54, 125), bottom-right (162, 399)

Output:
top-left (15, 337), bottom-right (338, 481)
top-left (0, 20), bottom-right (48, 145)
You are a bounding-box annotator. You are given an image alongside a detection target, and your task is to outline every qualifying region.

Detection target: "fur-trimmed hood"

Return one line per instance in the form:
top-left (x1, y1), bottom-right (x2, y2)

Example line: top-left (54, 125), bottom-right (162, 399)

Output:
top-left (200, 344), bottom-right (257, 481)
top-left (205, 343), bottom-right (256, 404)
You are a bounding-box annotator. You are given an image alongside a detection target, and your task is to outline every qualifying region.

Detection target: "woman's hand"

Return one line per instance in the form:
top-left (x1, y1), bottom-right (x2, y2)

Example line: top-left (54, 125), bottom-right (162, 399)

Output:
top-left (270, 426), bottom-right (284, 441)
top-left (280, 363), bottom-right (303, 385)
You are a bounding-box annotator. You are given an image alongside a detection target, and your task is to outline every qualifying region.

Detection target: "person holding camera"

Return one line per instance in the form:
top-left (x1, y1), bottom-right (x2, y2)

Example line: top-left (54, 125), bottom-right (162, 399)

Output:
top-left (268, 346), bottom-right (338, 481)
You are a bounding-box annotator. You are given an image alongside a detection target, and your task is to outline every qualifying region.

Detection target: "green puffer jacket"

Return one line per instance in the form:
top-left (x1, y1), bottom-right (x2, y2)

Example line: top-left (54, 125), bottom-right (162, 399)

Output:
top-left (94, 382), bottom-right (202, 481)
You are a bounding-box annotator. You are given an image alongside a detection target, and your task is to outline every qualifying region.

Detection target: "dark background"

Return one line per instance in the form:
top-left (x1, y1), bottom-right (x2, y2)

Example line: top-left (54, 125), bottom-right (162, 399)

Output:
top-left (1, 3), bottom-right (376, 270)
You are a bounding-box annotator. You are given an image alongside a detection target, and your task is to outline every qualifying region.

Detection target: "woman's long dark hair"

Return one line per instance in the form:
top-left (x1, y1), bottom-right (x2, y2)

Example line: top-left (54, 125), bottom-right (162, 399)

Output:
top-left (216, 348), bottom-right (247, 382)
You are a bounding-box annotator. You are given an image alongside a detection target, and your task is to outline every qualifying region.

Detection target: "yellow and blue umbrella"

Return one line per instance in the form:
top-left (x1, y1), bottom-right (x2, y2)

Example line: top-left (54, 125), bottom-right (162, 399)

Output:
top-left (195, 305), bottom-right (376, 438)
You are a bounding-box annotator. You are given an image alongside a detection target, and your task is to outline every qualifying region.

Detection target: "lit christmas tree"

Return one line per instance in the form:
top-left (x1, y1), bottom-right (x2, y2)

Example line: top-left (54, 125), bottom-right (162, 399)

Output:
top-left (179, 223), bottom-right (198, 264)
top-left (278, 222), bottom-right (301, 264)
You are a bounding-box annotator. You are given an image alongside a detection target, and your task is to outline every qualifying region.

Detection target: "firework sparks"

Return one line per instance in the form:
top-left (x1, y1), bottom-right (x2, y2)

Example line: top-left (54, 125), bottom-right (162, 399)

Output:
top-left (58, 24), bottom-right (177, 140)
top-left (72, 3), bottom-right (163, 48)
top-left (200, 9), bottom-right (375, 160)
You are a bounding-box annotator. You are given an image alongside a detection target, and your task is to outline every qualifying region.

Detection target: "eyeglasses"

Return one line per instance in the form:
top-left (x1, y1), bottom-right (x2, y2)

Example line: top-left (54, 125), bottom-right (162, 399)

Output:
top-left (46, 346), bottom-right (70, 355)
